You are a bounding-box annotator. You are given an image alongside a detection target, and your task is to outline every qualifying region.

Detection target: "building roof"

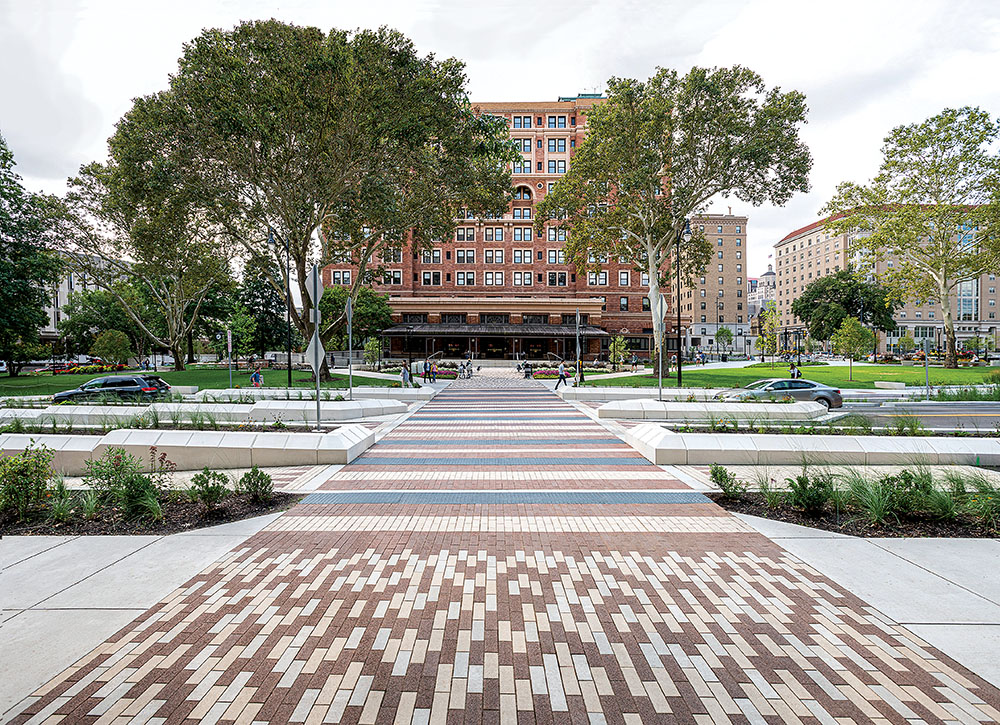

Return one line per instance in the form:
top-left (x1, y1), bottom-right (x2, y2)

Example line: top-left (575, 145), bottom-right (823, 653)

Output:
top-left (776, 213), bottom-right (842, 244)
top-left (382, 323), bottom-right (609, 338)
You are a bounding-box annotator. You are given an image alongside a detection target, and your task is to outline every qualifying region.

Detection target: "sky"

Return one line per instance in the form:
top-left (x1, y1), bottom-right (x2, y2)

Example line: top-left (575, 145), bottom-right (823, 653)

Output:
top-left (2, 0), bottom-right (1000, 278)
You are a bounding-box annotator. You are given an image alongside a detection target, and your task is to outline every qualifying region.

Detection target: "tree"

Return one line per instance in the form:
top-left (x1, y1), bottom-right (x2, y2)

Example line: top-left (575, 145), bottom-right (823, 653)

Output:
top-left (607, 334), bottom-right (628, 370)
top-left (238, 257), bottom-right (289, 359)
top-left (898, 332), bottom-right (916, 355)
top-left (757, 302), bottom-right (780, 367)
top-left (228, 305), bottom-right (257, 364)
top-left (56, 93), bottom-right (233, 370)
top-left (89, 329), bottom-right (133, 365)
top-left (0, 132), bottom-right (62, 375)
top-left (59, 288), bottom-right (148, 358)
top-left (535, 66), bottom-right (811, 362)
top-left (363, 336), bottom-right (381, 366)
top-left (831, 316), bottom-right (875, 381)
top-left (715, 326), bottom-right (734, 351)
top-left (318, 286), bottom-right (394, 351)
top-left (824, 107), bottom-right (1000, 368)
top-left (791, 271), bottom-right (899, 342)
top-left (165, 21), bottom-right (516, 367)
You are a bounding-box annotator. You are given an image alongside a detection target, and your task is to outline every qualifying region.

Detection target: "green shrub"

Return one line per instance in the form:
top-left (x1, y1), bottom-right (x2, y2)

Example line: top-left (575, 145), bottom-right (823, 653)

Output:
top-left (925, 488), bottom-right (959, 520)
top-left (83, 447), bottom-right (158, 518)
top-left (80, 489), bottom-right (101, 520)
top-left (237, 466), bottom-right (274, 504)
top-left (190, 468), bottom-right (230, 510)
top-left (844, 471), bottom-right (895, 525)
top-left (0, 443), bottom-right (55, 520)
top-left (966, 474), bottom-right (1000, 528)
top-left (757, 476), bottom-right (785, 509)
top-left (709, 464), bottom-right (746, 499)
top-left (137, 490), bottom-right (163, 521)
top-left (49, 495), bottom-right (74, 523)
top-left (785, 469), bottom-right (833, 515)
top-left (882, 469), bottom-right (933, 514)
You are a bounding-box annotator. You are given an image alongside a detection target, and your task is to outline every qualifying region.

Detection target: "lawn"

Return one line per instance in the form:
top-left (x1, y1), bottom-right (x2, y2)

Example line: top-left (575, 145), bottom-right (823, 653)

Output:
top-left (584, 364), bottom-right (995, 390)
top-left (0, 367), bottom-right (398, 397)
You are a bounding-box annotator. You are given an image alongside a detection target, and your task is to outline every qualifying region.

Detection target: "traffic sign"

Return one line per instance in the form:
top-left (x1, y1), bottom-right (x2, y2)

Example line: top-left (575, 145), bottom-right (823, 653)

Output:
top-left (346, 295), bottom-right (353, 324)
top-left (306, 266), bottom-right (322, 306)
top-left (305, 332), bottom-right (325, 378)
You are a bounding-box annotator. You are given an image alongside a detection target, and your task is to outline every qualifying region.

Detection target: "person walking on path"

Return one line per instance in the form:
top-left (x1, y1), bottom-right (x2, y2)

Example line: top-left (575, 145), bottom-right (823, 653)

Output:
top-left (630, 353), bottom-right (638, 372)
top-left (431, 362), bottom-right (438, 383)
top-left (422, 359), bottom-right (429, 383)
top-left (554, 361), bottom-right (568, 390)
top-left (401, 365), bottom-right (411, 388)
top-left (789, 362), bottom-right (801, 379)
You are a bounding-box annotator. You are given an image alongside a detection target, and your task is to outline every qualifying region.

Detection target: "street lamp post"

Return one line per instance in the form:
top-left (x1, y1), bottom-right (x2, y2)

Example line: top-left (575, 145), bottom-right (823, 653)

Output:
top-left (268, 228), bottom-right (293, 388)
top-left (406, 325), bottom-right (414, 381)
top-left (676, 219), bottom-right (692, 387)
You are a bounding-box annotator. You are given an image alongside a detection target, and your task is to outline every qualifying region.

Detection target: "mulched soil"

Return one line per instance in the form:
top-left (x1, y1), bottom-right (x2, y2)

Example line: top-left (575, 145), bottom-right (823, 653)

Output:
top-left (709, 491), bottom-right (999, 538)
top-left (0, 492), bottom-right (303, 536)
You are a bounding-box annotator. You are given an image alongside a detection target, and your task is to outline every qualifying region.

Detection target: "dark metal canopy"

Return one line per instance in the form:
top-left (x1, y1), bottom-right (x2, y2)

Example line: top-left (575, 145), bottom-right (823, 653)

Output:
top-left (382, 323), bottom-right (609, 338)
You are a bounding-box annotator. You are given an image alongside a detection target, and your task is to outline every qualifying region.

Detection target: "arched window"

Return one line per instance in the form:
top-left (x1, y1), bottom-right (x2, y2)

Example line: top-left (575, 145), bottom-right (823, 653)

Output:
top-left (513, 186), bottom-right (533, 200)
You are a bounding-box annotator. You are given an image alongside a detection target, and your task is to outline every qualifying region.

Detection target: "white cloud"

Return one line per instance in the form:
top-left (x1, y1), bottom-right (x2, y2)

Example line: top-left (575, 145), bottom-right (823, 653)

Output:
top-left (2, 0), bottom-right (999, 276)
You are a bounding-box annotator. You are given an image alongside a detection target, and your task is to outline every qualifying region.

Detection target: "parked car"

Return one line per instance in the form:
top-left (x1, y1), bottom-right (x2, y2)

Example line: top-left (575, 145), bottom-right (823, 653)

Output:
top-left (715, 378), bottom-right (843, 409)
top-left (52, 375), bottom-right (166, 404)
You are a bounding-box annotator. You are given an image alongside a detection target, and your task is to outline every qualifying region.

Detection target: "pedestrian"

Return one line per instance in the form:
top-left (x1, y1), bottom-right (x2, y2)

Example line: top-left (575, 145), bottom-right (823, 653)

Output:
top-left (401, 365), bottom-right (410, 388)
top-left (431, 362), bottom-right (438, 383)
top-left (554, 360), bottom-right (568, 390)
top-left (789, 362), bottom-right (801, 379)
top-left (576, 360), bottom-right (585, 386)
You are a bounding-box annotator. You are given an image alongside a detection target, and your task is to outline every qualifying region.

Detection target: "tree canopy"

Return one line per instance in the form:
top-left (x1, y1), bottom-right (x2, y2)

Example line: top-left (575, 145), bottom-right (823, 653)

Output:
top-left (165, 20), bottom-right (517, 352)
top-left (55, 92), bottom-right (234, 370)
top-left (790, 271), bottom-right (900, 341)
top-left (831, 316), bottom-right (875, 380)
top-left (534, 65), bottom-right (812, 359)
top-left (318, 285), bottom-right (394, 350)
top-left (0, 132), bottom-right (62, 375)
top-left (824, 107), bottom-right (1000, 367)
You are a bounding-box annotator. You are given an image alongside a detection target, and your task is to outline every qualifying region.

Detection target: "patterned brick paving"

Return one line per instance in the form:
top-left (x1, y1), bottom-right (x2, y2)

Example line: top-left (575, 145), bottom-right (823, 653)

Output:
top-left (9, 377), bottom-right (1000, 724)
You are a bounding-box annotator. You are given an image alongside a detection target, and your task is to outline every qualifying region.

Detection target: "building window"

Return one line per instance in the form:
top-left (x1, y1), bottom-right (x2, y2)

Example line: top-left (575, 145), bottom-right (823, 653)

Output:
top-left (383, 270), bottom-right (402, 285)
top-left (620, 296), bottom-right (628, 311)
top-left (513, 271), bottom-right (532, 286)
top-left (421, 249), bottom-right (442, 264)
top-left (548, 271), bottom-right (568, 286)
top-left (547, 115), bottom-right (567, 128)
top-left (547, 228), bottom-right (567, 242)
top-left (515, 138), bottom-right (531, 153)
top-left (456, 227), bottom-right (475, 242)
top-left (642, 297), bottom-right (650, 311)
top-left (485, 249), bottom-right (505, 264)
top-left (456, 249), bottom-right (475, 264)
top-left (513, 228), bottom-right (532, 241)
top-left (547, 249), bottom-right (566, 264)
top-left (547, 138), bottom-right (566, 152)
top-left (484, 227), bottom-right (504, 242)
top-left (588, 271), bottom-right (607, 285)
top-left (512, 115), bottom-right (531, 128)
top-left (421, 271), bottom-right (441, 286)
top-left (513, 159), bottom-right (532, 174)
top-left (329, 270), bottom-right (352, 285)
top-left (512, 207), bottom-right (531, 220)
top-left (382, 249), bottom-right (403, 263)
top-left (618, 271), bottom-right (629, 286)
top-left (513, 187), bottom-right (532, 200)
top-left (513, 249), bottom-right (532, 264)
top-left (485, 271), bottom-right (504, 286)
top-left (456, 271), bottom-right (475, 286)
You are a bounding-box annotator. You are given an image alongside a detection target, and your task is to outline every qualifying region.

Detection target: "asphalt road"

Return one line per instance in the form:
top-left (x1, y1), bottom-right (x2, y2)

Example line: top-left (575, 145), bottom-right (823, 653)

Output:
top-left (842, 402), bottom-right (1000, 430)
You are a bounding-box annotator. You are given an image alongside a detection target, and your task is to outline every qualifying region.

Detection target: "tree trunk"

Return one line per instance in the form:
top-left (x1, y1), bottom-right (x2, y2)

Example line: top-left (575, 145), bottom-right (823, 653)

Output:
top-left (187, 330), bottom-right (195, 363)
top-left (171, 345), bottom-right (186, 371)
top-left (940, 290), bottom-right (958, 368)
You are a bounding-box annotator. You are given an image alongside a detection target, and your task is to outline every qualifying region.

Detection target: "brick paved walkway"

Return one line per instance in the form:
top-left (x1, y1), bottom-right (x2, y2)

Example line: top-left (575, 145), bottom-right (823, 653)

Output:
top-left (9, 381), bottom-right (1000, 724)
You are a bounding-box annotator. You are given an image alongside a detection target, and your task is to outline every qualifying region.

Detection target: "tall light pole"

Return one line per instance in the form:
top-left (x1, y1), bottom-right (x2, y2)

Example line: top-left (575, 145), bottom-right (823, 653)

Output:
top-left (676, 219), bottom-right (692, 387)
top-left (269, 228), bottom-right (292, 388)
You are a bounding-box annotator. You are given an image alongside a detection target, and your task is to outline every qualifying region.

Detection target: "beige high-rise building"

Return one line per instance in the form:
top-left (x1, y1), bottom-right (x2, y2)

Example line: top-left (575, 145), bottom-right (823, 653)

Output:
top-left (680, 213), bottom-right (751, 357)
top-left (774, 214), bottom-right (1000, 353)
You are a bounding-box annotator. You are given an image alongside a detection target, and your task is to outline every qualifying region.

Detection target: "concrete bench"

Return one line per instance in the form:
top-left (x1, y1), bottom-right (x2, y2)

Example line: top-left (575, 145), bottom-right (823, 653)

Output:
top-left (597, 400), bottom-right (827, 422)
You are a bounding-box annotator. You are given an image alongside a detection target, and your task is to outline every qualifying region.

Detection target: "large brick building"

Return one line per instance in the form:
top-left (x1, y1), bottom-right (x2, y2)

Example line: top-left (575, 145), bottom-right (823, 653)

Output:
top-left (324, 95), bottom-right (747, 360)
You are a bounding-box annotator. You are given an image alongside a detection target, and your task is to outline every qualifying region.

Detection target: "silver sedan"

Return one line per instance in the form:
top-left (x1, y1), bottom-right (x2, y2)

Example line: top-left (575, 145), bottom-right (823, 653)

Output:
top-left (715, 378), bottom-right (843, 409)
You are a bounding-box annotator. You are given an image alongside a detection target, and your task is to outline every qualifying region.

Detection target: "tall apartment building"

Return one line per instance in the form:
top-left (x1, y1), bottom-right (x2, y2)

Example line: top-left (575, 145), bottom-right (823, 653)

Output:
top-left (680, 214), bottom-right (751, 356)
top-left (324, 95), bottom-right (748, 360)
top-left (774, 215), bottom-right (1000, 352)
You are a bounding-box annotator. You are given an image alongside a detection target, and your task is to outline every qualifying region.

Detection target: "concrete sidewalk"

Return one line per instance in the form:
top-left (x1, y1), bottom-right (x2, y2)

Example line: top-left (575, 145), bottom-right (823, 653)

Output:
top-left (0, 514), bottom-right (281, 718)
top-left (736, 514), bottom-right (1000, 689)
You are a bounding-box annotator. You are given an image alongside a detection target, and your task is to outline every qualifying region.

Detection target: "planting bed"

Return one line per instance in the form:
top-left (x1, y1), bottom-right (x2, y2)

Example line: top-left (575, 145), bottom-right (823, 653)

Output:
top-left (0, 491), bottom-right (303, 536)
top-left (710, 492), bottom-right (998, 538)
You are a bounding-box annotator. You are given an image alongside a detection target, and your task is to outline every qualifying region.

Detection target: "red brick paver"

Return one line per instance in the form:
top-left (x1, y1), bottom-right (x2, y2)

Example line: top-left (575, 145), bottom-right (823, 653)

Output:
top-left (9, 378), bottom-right (1000, 724)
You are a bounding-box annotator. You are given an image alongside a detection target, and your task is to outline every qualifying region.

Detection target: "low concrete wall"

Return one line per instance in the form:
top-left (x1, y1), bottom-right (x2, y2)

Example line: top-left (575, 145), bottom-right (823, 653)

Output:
top-left (560, 387), bottom-right (721, 402)
top-left (193, 386), bottom-right (434, 402)
top-left (597, 399), bottom-right (827, 421)
top-left (624, 423), bottom-right (1000, 466)
top-left (249, 399), bottom-right (406, 422)
top-left (0, 424), bottom-right (375, 475)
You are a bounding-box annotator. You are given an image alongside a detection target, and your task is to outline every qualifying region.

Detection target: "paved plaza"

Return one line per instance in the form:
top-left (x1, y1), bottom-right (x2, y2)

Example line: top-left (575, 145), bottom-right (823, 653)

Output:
top-left (7, 376), bottom-right (1000, 724)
